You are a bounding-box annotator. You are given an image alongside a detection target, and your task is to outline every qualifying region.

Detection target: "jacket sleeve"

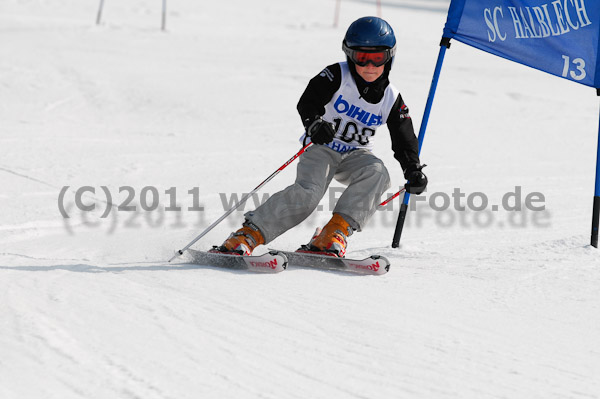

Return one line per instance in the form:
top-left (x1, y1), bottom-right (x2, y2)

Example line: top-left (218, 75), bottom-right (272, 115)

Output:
top-left (297, 63), bottom-right (342, 128)
top-left (386, 94), bottom-right (421, 173)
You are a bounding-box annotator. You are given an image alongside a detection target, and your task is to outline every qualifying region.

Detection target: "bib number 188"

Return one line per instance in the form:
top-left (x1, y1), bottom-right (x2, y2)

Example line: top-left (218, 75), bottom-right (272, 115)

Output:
top-left (332, 117), bottom-right (375, 145)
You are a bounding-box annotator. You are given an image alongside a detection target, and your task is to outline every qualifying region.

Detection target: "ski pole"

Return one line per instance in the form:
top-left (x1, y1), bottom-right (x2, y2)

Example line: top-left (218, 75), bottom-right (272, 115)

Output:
top-left (379, 187), bottom-right (405, 207)
top-left (168, 142), bottom-right (313, 262)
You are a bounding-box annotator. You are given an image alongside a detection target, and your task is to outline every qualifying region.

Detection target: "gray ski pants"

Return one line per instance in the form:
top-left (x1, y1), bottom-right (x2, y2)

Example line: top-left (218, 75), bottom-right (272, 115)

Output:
top-left (244, 145), bottom-right (391, 244)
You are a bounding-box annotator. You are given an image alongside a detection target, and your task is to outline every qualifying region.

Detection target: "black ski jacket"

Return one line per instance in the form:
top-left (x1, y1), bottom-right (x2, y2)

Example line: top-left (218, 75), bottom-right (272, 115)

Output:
top-left (297, 62), bottom-right (420, 173)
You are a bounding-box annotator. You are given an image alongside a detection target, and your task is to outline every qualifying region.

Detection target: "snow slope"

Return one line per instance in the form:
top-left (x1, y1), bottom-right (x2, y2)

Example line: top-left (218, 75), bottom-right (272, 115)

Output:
top-left (1, 0), bottom-right (599, 398)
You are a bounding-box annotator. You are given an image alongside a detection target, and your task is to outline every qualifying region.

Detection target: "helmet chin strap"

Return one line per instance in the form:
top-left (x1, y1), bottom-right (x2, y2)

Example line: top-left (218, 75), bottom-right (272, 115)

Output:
top-left (346, 58), bottom-right (391, 103)
top-left (347, 57), bottom-right (391, 84)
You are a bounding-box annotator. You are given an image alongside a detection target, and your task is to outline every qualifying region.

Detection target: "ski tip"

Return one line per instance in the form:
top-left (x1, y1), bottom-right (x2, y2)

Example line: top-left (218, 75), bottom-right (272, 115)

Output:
top-left (272, 251), bottom-right (288, 271)
top-left (371, 255), bottom-right (391, 273)
top-left (350, 255), bottom-right (390, 274)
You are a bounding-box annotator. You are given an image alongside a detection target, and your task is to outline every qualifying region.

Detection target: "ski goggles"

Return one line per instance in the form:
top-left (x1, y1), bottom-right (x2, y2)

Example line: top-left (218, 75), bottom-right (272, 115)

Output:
top-left (342, 44), bottom-right (396, 67)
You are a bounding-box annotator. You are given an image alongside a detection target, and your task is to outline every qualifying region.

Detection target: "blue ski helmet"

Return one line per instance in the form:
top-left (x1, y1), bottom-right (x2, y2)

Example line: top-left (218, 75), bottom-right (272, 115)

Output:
top-left (343, 16), bottom-right (397, 67)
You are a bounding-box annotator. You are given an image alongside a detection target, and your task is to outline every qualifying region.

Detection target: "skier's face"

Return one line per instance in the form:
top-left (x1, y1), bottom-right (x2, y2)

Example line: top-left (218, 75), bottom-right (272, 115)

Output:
top-left (355, 64), bottom-right (384, 82)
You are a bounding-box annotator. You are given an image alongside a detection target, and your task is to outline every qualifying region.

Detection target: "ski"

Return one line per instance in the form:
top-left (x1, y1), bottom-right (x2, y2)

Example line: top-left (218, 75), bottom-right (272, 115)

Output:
top-left (272, 250), bottom-right (390, 275)
top-left (186, 249), bottom-right (287, 273)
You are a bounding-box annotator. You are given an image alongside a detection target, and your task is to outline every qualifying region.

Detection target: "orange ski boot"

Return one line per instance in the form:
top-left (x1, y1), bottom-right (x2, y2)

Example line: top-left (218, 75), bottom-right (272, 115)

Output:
top-left (302, 213), bottom-right (353, 257)
top-left (212, 222), bottom-right (265, 256)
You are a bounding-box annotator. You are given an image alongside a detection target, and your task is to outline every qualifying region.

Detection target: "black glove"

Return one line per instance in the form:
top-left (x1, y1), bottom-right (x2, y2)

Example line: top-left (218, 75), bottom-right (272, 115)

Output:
top-left (404, 163), bottom-right (428, 195)
top-left (306, 117), bottom-right (335, 145)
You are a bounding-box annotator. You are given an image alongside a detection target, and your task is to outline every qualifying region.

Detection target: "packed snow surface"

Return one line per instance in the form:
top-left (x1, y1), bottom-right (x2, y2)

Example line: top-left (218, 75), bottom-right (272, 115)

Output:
top-left (1, 0), bottom-right (599, 398)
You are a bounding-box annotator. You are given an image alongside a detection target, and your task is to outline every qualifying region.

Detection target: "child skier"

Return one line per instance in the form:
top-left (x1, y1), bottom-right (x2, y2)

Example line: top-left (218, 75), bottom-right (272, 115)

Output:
top-left (214, 16), bottom-right (427, 257)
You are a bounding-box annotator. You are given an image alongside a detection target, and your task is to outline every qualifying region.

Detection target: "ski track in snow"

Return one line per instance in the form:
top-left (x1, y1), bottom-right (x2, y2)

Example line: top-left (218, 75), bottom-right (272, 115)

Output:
top-left (1, 0), bottom-right (600, 398)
